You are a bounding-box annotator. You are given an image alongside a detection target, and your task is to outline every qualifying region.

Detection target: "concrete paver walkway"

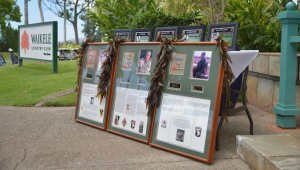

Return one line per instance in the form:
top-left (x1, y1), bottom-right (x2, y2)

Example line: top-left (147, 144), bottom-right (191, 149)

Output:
top-left (0, 104), bottom-right (295, 170)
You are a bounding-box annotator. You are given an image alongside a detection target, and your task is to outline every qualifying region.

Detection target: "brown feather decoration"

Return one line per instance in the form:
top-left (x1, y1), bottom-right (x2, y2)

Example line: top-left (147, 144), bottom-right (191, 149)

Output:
top-left (96, 35), bottom-right (125, 104)
top-left (215, 32), bottom-right (235, 123)
top-left (75, 36), bottom-right (94, 92)
top-left (146, 35), bottom-right (186, 117)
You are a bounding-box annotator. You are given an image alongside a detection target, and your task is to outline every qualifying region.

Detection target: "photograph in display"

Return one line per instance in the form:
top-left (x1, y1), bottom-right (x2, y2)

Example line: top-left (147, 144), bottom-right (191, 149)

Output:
top-left (78, 83), bottom-right (106, 124)
top-left (122, 52), bottom-right (134, 71)
top-left (114, 115), bottom-right (120, 125)
top-left (169, 53), bottom-right (187, 75)
top-left (139, 121), bottom-right (144, 133)
top-left (182, 30), bottom-right (202, 42)
top-left (210, 27), bottom-right (234, 46)
top-left (97, 49), bottom-right (107, 71)
top-left (190, 51), bottom-right (212, 80)
top-left (135, 32), bottom-right (150, 42)
top-left (87, 50), bottom-right (97, 69)
top-left (137, 50), bottom-right (153, 75)
top-left (156, 93), bottom-right (211, 153)
top-left (111, 87), bottom-right (148, 136)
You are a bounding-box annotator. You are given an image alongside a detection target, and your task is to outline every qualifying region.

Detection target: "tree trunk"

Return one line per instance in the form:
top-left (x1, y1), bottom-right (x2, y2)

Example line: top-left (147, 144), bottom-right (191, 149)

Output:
top-left (73, 18), bottom-right (79, 44)
top-left (64, 0), bottom-right (67, 45)
top-left (38, 0), bottom-right (44, 22)
top-left (73, 0), bottom-right (79, 44)
top-left (24, 0), bottom-right (28, 24)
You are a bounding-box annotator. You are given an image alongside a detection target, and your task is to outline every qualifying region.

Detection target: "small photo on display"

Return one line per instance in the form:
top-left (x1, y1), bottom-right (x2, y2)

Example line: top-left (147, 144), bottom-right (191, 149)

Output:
top-left (176, 129), bottom-right (185, 142)
top-left (137, 50), bottom-right (153, 75)
top-left (190, 51), bottom-right (212, 80)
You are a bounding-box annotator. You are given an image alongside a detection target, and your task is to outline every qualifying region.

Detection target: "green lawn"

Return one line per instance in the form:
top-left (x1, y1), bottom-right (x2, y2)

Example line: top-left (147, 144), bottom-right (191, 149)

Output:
top-left (0, 52), bottom-right (78, 106)
top-left (43, 92), bottom-right (77, 107)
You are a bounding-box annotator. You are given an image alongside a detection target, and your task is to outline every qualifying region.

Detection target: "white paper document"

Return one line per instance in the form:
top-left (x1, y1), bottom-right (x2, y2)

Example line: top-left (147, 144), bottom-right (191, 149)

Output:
top-left (78, 83), bottom-right (106, 123)
top-left (111, 87), bottom-right (148, 136)
top-left (156, 93), bottom-right (211, 153)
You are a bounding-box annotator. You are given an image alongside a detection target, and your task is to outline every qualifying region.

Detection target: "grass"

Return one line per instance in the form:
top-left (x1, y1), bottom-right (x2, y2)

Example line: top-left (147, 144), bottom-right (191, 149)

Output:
top-left (43, 92), bottom-right (77, 107)
top-left (0, 52), bottom-right (78, 106)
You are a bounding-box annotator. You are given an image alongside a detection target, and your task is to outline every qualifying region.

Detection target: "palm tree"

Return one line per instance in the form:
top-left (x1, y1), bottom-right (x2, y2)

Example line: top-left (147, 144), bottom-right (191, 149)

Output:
top-left (24, 0), bottom-right (28, 24)
top-left (38, 0), bottom-right (44, 22)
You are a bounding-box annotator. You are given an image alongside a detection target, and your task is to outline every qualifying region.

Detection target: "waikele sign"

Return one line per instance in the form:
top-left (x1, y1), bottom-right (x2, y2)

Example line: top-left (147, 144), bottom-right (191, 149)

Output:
top-left (18, 21), bottom-right (58, 72)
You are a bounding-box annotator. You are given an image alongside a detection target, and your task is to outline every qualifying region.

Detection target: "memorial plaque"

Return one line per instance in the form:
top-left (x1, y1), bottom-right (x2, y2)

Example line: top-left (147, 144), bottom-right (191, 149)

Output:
top-left (107, 42), bottom-right (160, 143)
top-left (114, 29), bottom-right (132, 41)
top-left (133, 28), bottom-right (153, 42)
top-left (154, 27), bottom-right (178, 41)
top-left (208, 22), bottom-right (239, 51)
top-left (75, 43), bottom-right (110, 129)
top-left (179, 25), bottom-right (206, 42)
top-left (150, 42), bottom-right (224, 164)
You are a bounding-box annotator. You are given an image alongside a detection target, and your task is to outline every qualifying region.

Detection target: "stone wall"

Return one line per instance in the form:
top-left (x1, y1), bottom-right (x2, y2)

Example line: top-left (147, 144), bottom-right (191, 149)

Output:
top-left (246, 53), bottom-right (300, 113)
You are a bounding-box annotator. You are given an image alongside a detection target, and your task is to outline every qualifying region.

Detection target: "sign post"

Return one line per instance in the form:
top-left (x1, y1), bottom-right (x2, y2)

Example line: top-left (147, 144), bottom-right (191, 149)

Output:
top-left (18, 21), bottom-right (58, 73)
top-left (274, 1), bottom-right (300, 128)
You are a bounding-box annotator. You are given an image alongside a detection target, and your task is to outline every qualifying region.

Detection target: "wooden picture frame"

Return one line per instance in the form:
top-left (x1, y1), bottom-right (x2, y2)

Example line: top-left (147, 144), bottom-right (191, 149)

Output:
top-left (179, 25), bottom-right (206, 42)
top-left (149, 42), bottom-right (224, 164)
top-left (207, 22), bottom-right (239, 51)
top-left (106, 42), bottom-right (161, 144)
top-left (74, 42), bottom-right (112, 130)
top-left (114, 29), bottom-right (133, 42)
top-left (133, 28), bottom-right (153, 42)
top-left (154, 27), bottom-right (178, 41)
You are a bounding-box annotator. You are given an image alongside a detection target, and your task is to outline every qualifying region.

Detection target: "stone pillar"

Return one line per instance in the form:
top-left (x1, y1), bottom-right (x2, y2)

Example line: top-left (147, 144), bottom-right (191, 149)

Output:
top-left (274, 1), bottom-right (300, 128)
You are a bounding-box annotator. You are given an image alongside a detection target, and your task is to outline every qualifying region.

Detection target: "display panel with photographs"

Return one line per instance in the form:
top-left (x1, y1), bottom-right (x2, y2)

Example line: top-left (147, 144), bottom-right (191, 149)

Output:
top-left (154, 27), bottom-right (178, 41)
top-left (150, 42), bottom-right (223, 164)
top-left (208, 22), bottom-right (239, 51)
top-left (75, 43), bottom-right (110, 129)
top-left (190, 51), bottom-right (212, 80)
top-left (107, 43), bottom-right (160, 143)
top-left (133, 28), bottom-right (153, 42)
top-left (179, 26), bottom-right (206, 42)
top-left (114, 29), bottom-right (132, 41)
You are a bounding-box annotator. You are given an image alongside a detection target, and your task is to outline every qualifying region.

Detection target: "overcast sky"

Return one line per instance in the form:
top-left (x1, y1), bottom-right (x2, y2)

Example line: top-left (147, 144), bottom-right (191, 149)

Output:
top-left (10, 0), bottom-right (85, 42)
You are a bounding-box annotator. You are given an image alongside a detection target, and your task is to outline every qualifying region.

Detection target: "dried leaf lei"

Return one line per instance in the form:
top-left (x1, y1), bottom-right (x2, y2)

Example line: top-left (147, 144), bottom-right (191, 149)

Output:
top-left (146, 34), bottom-right (185, 116)
top-left (96, 36), bottom-right (125, 104)
top-left (216, 32), bottom-right (235, 123)
top-left (75, 37), bottom-right (94, 92)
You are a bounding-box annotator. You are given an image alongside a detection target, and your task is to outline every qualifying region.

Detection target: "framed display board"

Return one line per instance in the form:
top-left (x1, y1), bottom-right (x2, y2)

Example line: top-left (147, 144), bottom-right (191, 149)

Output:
top-left (149, 42), bottom-right (224, 164)
top-left (154, 27), bottom-right (178, 41)
top-left (133, 28), bottom-right (153, 42)
top-left (114, 29), bottom-right (132, 41)
top-left (179, 25), bottom-right (206, 42)
top-left (207, 22), bottom-right (238, 51)
top-left (107, 42), bottom-right (160, 143)
top-left (75, 43), bottom-right (111, 130)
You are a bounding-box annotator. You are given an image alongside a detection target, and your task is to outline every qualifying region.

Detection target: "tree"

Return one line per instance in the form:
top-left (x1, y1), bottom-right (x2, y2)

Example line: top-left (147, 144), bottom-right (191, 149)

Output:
top-left (163, 0), bottom-right (227, 24)
top-left (80, 13), bottom-right (102, 41)
top-left (0, 0), bottom-right (22, 29)
top-left (0, 26), bottom-right (19, 52)
top-left (131, 9), bottom-right (194, 29)
top-left (43, 0), bottom-right (94, 44)
top-left (38, 0), bottom-right (44, 22)
top-left (87, 0), bottom-right (159, 40)
top-left (25, 0), bottom-right (29, 24)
